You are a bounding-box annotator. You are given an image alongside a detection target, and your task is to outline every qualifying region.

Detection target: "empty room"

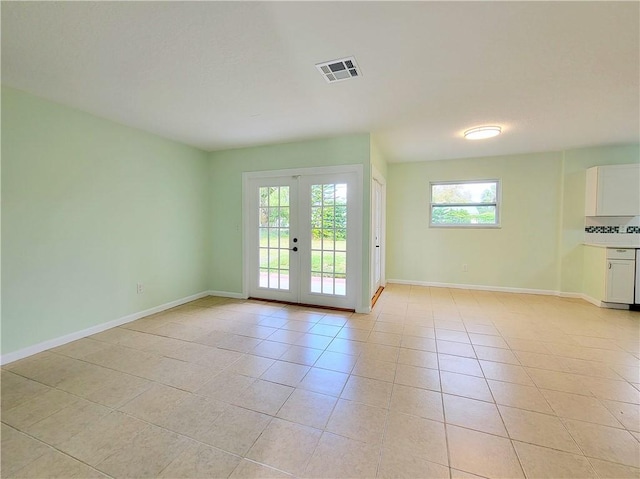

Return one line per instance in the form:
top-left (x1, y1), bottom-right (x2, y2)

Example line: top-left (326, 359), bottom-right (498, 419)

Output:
top-left (2, 2), bottom-right (639, 478)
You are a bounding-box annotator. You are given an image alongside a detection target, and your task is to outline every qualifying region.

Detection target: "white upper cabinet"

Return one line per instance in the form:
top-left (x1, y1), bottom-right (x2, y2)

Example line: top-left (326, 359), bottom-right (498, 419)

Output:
top-left (585, 164), bottom-right (640, 216)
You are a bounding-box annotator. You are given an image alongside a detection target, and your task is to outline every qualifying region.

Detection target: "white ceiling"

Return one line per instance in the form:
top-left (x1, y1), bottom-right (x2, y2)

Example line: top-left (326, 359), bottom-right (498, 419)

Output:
top-left (2, 2), bottom-right (638, 162)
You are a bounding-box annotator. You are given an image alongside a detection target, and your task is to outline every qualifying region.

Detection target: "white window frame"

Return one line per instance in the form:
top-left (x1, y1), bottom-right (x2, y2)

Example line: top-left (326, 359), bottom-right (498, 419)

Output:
top-left (429, 179), bottom-right (501, 228)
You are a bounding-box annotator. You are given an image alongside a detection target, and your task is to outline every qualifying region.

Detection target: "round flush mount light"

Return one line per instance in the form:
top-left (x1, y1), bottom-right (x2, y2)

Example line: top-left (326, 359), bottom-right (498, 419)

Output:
top-left (464, 126), bottom-right (502, 140)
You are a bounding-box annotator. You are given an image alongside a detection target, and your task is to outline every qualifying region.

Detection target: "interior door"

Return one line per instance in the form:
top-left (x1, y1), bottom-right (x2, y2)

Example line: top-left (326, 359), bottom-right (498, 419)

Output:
top-left (372, 178), bottom-right (383, 295)
top-left (246, 169), bottom-right (360, 310)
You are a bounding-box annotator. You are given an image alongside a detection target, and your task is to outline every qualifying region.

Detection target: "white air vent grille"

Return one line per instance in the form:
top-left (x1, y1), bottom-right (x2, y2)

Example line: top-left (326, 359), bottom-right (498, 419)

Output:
top-left (316, 56), bottom-right (361, 83)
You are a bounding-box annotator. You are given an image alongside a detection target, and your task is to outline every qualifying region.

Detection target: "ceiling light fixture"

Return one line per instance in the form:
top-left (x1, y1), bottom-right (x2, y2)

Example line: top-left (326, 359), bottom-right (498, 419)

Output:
top-left (464, 126), bottom-right (502, 140)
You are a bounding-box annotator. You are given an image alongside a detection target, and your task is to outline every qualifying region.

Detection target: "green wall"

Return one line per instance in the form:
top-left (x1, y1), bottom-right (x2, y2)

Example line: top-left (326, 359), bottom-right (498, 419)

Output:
top-left (370, 136), bottom-right (388, 179)
top-left (208, 134), bottom-right (372, 310)
top-left (386, 145), bottom-right (639, 293)
top-left (387, 152), bottom-right (563, 291)
top-left (2, 85), bottom-right (636, 357)
top-left (559, 145), bottom-right (640, 293)
top-left (2, 87), bottom-right (211, 355)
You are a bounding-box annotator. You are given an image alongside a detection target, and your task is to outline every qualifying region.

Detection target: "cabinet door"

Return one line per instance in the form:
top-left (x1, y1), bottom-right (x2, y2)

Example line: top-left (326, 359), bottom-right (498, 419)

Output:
top-left (605, 260), bottom-right (635, 303)
top-left (597, 165), bottom-right (640, 216)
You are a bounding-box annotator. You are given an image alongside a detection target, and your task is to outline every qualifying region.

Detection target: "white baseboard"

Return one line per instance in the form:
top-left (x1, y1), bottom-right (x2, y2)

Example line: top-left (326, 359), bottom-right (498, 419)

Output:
top-left (581, 295), bottom-right (602, 307)
top-left (1, 291), bottom-right (211, 366)
top-left (208, 290), bottom-right (248, 300)
top-left (556, 292), bottom-right (632, 310)
top-left (556, 292), bottom-right (582, 299)
top-left (386, 279), bottom-right (557, 296)
top-left (385, 279), bottom-right (619, 308)
top-left (574, 293), bottom-right (633, 309)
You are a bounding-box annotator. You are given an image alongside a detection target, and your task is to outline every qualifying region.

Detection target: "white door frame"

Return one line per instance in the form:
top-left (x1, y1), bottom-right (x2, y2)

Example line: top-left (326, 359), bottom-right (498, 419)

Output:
top-left (242, 164), bottom-right (364, 312)
top-left (371, 166), bottom-right (386, 298)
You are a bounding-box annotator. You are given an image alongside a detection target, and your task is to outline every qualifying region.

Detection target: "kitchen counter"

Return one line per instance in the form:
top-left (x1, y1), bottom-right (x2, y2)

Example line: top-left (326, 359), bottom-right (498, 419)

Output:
top-left (584, 243), bottom-right (640, 248)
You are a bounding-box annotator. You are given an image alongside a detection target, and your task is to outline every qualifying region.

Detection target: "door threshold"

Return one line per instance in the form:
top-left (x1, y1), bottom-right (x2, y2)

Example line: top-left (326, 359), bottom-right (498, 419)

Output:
top-left (371, 286), bottom-right (384, 308)
top-left (248, 297), bottom-right (354, 313)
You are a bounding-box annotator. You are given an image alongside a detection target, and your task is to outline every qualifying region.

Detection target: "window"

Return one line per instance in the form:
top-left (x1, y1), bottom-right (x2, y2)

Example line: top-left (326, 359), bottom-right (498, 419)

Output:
top-left (429, 179), bottom-right (500, 227)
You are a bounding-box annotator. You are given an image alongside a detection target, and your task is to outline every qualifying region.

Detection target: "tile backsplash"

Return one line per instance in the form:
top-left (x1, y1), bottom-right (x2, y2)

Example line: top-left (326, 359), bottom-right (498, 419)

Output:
top-left (585, 226), bottom-right (640, 234)
top-left (584, 216), bottom-right (640, 246)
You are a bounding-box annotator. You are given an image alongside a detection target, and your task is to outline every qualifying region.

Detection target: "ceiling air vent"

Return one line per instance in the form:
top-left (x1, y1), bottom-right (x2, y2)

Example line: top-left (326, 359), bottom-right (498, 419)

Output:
top-left (315, 56), bottom-right (361, 83)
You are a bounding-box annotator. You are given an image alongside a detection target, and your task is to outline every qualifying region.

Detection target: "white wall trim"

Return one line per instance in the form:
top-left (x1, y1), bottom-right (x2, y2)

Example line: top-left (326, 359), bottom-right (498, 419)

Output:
top-left (1, 291), bottom-right (211, 365)
top-left (386, 279), bottom-right (557, 296)
top-left (558, 291), bottom-right (608, 307)
top-left (386, 279), bottom-right (630, 309)
top-left (556, 291), bottom-right (583, 299)
top-left (578, 293), bottom-right (603, 307)
top-left (208, 290), bottom-right (248, 300)
top-left (244, 164), bottom-right (364, 180)
top-left (370, 166), bottom-right (386, 298)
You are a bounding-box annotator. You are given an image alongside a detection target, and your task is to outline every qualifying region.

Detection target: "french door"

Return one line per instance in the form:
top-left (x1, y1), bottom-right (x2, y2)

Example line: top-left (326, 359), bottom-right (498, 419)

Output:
top-left (245, 167), bottom-right (361, 310)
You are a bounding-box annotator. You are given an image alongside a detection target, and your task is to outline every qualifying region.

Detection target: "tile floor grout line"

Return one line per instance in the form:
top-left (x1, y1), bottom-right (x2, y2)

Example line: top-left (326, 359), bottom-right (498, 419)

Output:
top-left (434, 332), bottom-right (455, 479)
top-left (373, 395), bottom-right (392, 478)
top-left (377, 339), bottom-right (402, 477)
top-left (1, 421), bottom-right (118, 479)
top-left (489, 369), bottom-right (534, 479)
top-left (232, 457), bottom-right (295, 478)
top-left (585, 455), bottom-right (640, 478)
top-left (109, 408), bottom-right (248, 464)
top-left (540, 384), bottom-right (630, 431)
top-left (508, 354), bottom-right (638, 457)
top-left (4, 289), bottom-right (639, 477)
top-left (2, 369), bottom-right (131, 425)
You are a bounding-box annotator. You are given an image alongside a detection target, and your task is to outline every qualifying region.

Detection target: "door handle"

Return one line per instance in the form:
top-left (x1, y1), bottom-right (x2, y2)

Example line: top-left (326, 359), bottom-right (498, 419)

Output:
top-left (376, 245), bottom-right (380, 248)
top-left (291, 247), bottom-right (298, 252)
top-left (608, 262), bottom-right (611, 269)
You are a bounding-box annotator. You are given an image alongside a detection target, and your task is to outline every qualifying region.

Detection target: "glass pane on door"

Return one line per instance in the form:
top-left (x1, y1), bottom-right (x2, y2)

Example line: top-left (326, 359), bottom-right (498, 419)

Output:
top-left (258, 186), bottom-right (290, 290)
top-left (310, 183), bottom-right (347, 296)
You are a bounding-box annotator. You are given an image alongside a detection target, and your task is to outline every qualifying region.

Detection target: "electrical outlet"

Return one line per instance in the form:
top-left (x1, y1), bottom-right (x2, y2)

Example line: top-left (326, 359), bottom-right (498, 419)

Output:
top-left (137, 283), bottom-right (144, 294)
top-left (462, 264), bottom-right (468, 272)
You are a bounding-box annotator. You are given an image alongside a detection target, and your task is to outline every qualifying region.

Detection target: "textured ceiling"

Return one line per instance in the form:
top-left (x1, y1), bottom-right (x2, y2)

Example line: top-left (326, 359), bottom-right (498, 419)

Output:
top-left (2, 2), bottom-right (638, 162)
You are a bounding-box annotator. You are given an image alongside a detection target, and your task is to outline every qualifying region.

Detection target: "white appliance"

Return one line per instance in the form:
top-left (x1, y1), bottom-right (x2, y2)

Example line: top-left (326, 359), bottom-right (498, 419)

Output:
top-left (636, 249), bottom-right (640, 305)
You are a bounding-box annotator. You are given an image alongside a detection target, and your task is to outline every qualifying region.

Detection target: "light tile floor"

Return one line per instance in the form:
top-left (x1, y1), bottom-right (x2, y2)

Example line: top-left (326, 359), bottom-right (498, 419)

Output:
top-left (2, 284), bottom-right (640, 478)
